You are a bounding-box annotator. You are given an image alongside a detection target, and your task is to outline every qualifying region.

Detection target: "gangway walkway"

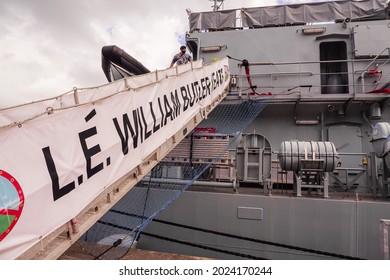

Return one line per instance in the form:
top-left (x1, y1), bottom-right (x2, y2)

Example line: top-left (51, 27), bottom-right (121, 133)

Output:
top-left (0, 58), bottom-right (230, 259)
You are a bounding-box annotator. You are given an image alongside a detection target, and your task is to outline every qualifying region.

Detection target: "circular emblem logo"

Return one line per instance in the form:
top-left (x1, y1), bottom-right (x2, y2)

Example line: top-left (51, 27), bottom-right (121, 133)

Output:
top-left (0, 170), bottom-right (24, 242)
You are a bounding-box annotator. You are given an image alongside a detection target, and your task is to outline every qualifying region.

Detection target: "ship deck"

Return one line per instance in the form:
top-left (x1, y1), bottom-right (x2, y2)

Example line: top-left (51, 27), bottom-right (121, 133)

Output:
top-left (186, 184), bottom-right (390, 203)
top-left (224, 93), bottom-right (390, 104)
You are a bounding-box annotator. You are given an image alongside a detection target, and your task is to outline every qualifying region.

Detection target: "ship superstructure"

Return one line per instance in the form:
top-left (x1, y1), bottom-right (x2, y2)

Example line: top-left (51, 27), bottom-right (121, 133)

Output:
top-left (134, 0), bottom-right (390, 260)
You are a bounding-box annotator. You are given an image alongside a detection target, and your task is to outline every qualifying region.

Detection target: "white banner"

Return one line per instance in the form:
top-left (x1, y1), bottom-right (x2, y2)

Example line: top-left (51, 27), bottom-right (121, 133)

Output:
top-left (0, 58), bottom-right (230, 259)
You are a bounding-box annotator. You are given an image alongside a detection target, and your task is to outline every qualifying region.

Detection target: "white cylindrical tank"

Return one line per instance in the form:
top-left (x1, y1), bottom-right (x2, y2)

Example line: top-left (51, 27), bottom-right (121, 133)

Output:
top-left (278, 141), bottom-right (338, 172)
top-left (372, 122), bottom-right (390, 158)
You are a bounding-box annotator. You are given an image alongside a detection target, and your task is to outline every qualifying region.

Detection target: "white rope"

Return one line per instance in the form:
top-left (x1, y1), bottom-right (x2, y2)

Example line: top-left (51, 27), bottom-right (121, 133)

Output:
top-left (0, 65), bottom-right (203, 129)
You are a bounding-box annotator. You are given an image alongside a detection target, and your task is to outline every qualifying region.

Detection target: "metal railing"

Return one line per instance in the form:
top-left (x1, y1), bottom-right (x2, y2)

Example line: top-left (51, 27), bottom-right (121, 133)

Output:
top-left (234, 56), bottom-right (390, 97)
top-left (359, 47), bottom-right (390, 93)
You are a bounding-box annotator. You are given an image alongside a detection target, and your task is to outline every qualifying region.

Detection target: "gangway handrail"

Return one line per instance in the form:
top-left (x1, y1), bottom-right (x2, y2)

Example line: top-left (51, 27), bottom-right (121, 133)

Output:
top-left (360, 47), bottom-right (390, 77)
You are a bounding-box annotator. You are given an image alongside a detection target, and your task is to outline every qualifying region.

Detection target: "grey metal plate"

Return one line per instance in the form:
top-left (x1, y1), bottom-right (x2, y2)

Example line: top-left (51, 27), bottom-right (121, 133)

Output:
top-left (353, 25), bottom-right (390, 58)
top-left (237, 206), bottom-right (263, 220)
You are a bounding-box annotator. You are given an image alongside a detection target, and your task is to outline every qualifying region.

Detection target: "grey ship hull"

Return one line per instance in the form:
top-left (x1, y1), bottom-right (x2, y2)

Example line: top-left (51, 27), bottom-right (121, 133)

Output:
top-left (136, 1), bottom-right (390, 259)
top-left (138, 190), bottom-right (389, 259)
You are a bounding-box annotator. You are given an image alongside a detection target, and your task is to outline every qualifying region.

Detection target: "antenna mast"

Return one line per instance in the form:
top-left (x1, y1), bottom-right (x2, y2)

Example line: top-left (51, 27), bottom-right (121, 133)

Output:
top-left (210, 0), bottom-right (225, 11)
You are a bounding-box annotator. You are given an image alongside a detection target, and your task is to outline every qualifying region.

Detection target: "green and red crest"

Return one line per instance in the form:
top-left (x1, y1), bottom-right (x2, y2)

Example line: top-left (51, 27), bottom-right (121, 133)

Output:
top-left (0, 170), bottom-right (24, 242)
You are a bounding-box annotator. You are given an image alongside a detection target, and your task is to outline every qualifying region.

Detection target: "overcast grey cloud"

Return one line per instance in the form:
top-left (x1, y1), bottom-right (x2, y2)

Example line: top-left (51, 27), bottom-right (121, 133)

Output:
top-left (0, 0), bottom-right (319, 109)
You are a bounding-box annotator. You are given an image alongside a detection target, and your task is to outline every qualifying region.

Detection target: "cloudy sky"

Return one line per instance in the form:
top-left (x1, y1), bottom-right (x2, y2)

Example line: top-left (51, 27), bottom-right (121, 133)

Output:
top-left (0, 0), bottom-right (322, 109)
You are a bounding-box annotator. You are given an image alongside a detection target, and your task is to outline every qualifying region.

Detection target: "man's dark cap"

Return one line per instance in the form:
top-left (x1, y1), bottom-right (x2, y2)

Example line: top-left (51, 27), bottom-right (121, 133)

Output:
top-left (180, 45), bottom-right (186, 50)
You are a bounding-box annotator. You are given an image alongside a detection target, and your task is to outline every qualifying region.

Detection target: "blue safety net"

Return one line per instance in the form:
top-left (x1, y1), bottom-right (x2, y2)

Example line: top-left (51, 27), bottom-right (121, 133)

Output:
top-left (78, 97), bottom-right (271, 259)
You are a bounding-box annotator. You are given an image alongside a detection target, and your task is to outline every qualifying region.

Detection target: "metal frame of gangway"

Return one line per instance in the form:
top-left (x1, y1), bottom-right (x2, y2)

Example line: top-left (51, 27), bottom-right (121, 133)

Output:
top-left (16, 68), bottom-right (229, 260)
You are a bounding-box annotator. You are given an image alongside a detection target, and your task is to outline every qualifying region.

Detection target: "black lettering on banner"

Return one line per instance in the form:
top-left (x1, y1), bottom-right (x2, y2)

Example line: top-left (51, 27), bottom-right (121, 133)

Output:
top-left (211, 72), bottom-right (216, 90)
top-left (200, 77), bottom-right (209, 100)
top-left (113, 110), bottom-right (139, 155)
top-left (192, 81), bottom-right (200, 106)
top-left (171, 90), bottom-right (181, 119)
top-left (140, 106), bottom-right (152, 140)
top-left (185, 85), bottom-right (191, 108)
top-left (200, 78), bottom-right (206, 100)
top-left (163, 94), bottom-right (172, 125)
top-left (180, 86), bottom-right (189, 112)
top-left (79, 127), bottom-right (104, 179)
top-left (190, 82), bottom-right (198, 107)
top-left (136, 108), bottom-right (144, 143)
top-left (205, 76), bottom-right (211, 96)
top-left (214, 70), bottom-right (220, 88)
top-left (84, 108), bottom-right (96, 122)
top-left (149, 102), bottom-right (160, 133)
top-left (42, 146), bottom-right (76, 201)
top-left (157, 97), bottom-right (165, 128)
